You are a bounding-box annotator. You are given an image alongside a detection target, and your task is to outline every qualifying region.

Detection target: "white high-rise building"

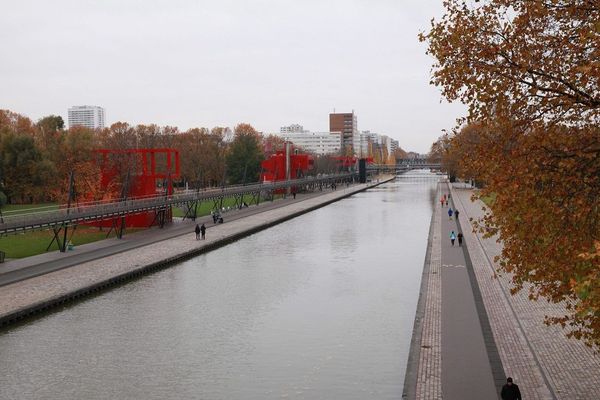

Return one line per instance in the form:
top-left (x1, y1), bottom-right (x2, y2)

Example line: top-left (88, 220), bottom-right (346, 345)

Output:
top-left (279, 131), bottom-right (342, 155)
top-left (68, 105), bottom-right (105, 129)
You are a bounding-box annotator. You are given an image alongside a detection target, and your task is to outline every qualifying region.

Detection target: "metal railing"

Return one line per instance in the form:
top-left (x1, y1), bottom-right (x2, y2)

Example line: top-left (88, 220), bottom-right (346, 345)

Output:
top-left (0, 173), bottom-right (358, 235)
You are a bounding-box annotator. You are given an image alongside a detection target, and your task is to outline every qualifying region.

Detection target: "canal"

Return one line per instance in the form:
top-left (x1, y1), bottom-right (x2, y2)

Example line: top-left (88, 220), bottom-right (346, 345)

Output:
top-left (0, 171), bottom-right (439, 400)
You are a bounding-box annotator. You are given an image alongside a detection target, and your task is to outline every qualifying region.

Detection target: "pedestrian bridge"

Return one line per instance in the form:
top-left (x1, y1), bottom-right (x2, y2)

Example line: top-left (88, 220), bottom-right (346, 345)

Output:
top-left (368, 159), bottom-right (441, 173)
top-left (0, 173), bottom-right (358, 237)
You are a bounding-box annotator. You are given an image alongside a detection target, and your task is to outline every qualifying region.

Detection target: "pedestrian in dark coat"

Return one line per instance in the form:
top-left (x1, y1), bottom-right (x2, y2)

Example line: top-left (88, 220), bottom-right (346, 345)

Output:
top-left (194, 224), bottom-right (200, 240)
top-left (200, 223), bottom-right (206, 240)
top-left (457, 232), bottom-right (463, 246)
top-left (501, 377), bottom-right (522, 400)
top-left (454, 209), bottom-right (460, 220)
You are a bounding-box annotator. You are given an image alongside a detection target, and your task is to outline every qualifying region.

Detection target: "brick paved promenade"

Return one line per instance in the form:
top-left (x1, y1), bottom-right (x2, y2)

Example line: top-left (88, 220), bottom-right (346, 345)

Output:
top-left (414, 184), bottom-right (442, 400)
top-left (408, 182), bottom-right (600, 399)
top-left (451, 184), bottom-right (600, 400)
top-left (0, 178), bottom-right (392, 326)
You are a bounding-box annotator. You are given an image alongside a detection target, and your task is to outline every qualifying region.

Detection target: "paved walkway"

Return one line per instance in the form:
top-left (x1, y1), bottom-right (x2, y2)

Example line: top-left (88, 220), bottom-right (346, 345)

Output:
top-left (451, 184), bottom-right (600, 400)
top-left (440, 189), bottom-right (497, 399)
top-left (413, 182), bottom-right (600, 399)
top-left (414, 183), bottom-right (498, 400)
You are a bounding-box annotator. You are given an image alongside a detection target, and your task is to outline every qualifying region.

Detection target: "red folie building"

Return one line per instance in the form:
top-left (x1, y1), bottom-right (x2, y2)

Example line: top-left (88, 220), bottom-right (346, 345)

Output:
top-left (260, 143), bottom-right (313, 183)
top-left (93, 148), bottom-right (180, 227)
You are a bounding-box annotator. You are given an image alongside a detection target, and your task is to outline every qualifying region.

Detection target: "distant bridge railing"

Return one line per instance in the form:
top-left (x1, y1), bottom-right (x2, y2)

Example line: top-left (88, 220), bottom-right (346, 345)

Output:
top-left (0, 173), bottom-right (359, 235)
top-left (368, 162), bottom-right (441, 172)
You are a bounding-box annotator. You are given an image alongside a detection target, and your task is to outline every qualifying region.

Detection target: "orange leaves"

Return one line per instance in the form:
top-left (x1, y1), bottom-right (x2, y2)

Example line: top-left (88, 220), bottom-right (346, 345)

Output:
top-left (423, 0), bottom-right (600, 126)
top-left (578, 241), bottom-right (600, 261)
top-left (423, 0), bottom-right (600, 346)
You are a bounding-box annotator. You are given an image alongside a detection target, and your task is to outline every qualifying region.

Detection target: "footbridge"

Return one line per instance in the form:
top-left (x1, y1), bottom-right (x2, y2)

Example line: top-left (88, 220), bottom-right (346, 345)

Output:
top-left (368, 159), bottom-right (441, 173)
top-left (0, 173), bottom-right (359, 239)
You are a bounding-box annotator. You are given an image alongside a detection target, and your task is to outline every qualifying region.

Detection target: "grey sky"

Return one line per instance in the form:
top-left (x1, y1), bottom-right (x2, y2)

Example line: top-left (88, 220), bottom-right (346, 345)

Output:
top-left (0, 0), bottom-right (465, 153)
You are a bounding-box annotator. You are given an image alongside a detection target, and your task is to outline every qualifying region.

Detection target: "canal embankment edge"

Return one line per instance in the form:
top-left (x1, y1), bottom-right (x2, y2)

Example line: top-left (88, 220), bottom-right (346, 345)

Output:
top-left (0, 177), bottom-right (395, 328)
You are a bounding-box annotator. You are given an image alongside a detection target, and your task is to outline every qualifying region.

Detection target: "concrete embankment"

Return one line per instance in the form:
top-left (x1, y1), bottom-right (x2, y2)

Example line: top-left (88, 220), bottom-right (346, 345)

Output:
top-left (0, 177), bottom-right (394, 328)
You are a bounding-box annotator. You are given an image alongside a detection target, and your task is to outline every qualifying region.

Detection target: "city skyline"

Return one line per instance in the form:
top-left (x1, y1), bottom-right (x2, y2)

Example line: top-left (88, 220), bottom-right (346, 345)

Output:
top-left (0, 0), bottom-right (466, 153)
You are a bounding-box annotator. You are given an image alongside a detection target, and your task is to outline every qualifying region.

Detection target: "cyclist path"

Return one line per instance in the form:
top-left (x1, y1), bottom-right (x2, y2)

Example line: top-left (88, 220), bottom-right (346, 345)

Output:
top-left (439, 188), bottom-right (498, 399)
top-left (451, 183), bottom-right (600, 400)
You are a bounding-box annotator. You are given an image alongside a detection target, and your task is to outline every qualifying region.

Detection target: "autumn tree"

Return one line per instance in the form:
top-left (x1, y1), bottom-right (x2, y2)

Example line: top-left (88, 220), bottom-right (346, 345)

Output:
top-left (393, 146), bottom-right (408, 160)
top-left (0, 134), bottom-right (54, 203)
top-left (312, 155), bottom-right (338, 175)
top-left (422, 0), bottom-right (600, 345)
top-left (52, 126), bottom-right (104, 203)
top-left (262, 134), bottom-right (286, 157)
top-left (427, 136), bottom-right (445, 165)
top-left (135, 124), bottom-right (164, 149)
top-left (226, 124), bottom-right (264, 185)
top-left (174, 126), bottom-right (228, 188)
top-left (0, 111), bottom-right (54, 203)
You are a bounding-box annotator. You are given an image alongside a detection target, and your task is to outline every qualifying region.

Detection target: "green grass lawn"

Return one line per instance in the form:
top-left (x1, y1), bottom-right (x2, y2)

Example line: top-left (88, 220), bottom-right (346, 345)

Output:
top-left (1, 203), bottom-right (58, 215)
top-left (480, 192), bottom-right (497, 207)
top-left (172, 193), bottom-right (285, 217)
top-left (0, 226), bottom-right (145, 259)
top-left (1, 192), bottom-right (289, 259)
top-left (172, 196), bottom-right (245, 218)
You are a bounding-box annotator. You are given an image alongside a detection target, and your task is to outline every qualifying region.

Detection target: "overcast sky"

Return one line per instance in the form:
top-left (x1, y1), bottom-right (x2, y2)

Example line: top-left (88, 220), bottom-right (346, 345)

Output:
top-left (0, 0), bottom-right (465, 153)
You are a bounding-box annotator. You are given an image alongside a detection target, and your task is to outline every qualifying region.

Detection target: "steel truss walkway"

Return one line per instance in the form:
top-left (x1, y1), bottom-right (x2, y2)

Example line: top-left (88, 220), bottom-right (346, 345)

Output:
top-left (0, 173), bottom-right (358, 236)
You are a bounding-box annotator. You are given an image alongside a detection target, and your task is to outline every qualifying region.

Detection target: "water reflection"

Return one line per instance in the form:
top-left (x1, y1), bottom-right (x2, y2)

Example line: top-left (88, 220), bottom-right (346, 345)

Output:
top-left (0, 171), bottom-right (440, 400)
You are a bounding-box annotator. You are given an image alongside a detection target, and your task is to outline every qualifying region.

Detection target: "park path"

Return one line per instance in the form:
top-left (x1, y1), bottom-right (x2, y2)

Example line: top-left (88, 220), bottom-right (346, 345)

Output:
top-left (414, 182), bottom-right (498, 400)
top-left (440, 189), bottom-right (498, 399)
top-left (451, 184), bottom-right (600, 400)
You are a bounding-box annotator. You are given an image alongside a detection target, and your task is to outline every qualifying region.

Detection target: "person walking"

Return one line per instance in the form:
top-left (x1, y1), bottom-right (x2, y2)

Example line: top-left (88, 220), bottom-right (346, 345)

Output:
top-left (457, 232), bottom-right (463, 246)
top-left (445, 199), bottom-right (449, 206)
top-left (501, 377), bottom-right (522, 400)
top-left (448, 207), bottom-right (454, 220)
top-left (194, 224), bottom-right (200, 240)
top-left (450, 230), bottom-right (456, 246)
top-left (440, 197), bottom-right (445, 207)
top-left (200, 223), bottom-right (206, 240)
top-left (454, 209), bottom-right (460, 220)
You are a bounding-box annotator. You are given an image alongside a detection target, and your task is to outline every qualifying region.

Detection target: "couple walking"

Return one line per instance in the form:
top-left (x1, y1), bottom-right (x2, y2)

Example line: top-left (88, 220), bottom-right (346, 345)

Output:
top-left (195, 223), bottom-right (206, 240)
top-left (449, 230), bottom-right (463, 246)
top-left (448, 207), bottom-right (459, 220)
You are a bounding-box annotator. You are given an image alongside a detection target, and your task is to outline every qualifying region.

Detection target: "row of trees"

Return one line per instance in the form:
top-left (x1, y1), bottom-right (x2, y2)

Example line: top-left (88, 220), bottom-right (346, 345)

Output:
top-left (0, 111), bottom-right (276, 204)
top-left (0, 110), bottom-right (405, 205)
top-left (422, 1), bottom-right (599, 345)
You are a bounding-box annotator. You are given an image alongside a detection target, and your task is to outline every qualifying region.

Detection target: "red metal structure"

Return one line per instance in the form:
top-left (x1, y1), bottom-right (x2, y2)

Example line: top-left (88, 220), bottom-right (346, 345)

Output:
top-left (332, 156), bottom-right (373, 170)
top-left (93, 148), bottom-right (180, 227)
top-left (260, 144), bottom-right (313, 183)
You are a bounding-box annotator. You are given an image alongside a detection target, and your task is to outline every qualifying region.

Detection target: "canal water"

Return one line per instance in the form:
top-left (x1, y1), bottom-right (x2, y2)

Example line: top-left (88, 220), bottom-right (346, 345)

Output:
top-left (0, 171), bottom-right (439, 400)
